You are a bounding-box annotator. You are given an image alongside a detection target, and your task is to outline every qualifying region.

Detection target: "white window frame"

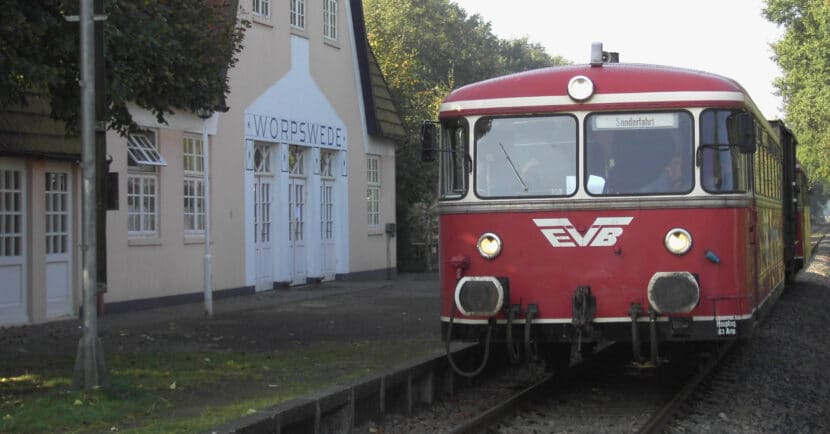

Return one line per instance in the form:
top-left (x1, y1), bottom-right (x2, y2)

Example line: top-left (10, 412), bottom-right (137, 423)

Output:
top-left (45, 172), bottom-right (70, 255)
top-left (0, 165), bottom-right (24, 258)
top-left (367, 155), bottom-right (380, 227)
top-left (323, 0), bottom-right (337, 41)
top-left (127, 134), bottom-right (167, 167)
top-left (127, 174), bottom-right (158, 237)
top-left (127, 131), bottom-right (162, 238)
top-left (183, 135), bottom-right (205, 234)
top-left (252, 0), bottom-right (270, 18)
top-left (290, 0), bottom-right (305, 30)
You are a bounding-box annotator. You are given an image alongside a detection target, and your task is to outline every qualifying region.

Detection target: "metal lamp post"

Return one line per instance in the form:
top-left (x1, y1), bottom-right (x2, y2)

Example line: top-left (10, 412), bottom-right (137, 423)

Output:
top-left (71, 0), bottom-right (107, 389)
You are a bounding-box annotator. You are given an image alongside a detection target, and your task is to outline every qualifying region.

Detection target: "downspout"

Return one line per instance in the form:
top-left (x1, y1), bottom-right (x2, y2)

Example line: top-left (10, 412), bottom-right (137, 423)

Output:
top-left (199, 110), bottom-right (214, 317)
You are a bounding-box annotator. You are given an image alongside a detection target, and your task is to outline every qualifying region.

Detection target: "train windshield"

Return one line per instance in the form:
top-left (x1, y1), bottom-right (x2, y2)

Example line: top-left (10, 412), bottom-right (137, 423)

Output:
top-left (585, 111), bottom-right (694, 195)
top-left (474, 115), bottom-right (577, 198)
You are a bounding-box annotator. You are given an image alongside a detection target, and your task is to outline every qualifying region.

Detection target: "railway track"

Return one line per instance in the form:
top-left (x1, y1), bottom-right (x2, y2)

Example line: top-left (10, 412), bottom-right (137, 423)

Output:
top-left (438, 341), bottom-right (738, 434)
top-left (637, 340), bottom-right (736, 433)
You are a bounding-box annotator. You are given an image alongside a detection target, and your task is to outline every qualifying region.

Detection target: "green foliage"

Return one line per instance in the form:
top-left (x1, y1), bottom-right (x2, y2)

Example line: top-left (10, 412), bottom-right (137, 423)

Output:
top-left (363, 0), bottom-right (567, 270)
top-left (0, 0), bottom-right (249, 135)
top-left (0, 2), bottom-right (67, 108)
top-left (764, 0), bottom-right (830, 186)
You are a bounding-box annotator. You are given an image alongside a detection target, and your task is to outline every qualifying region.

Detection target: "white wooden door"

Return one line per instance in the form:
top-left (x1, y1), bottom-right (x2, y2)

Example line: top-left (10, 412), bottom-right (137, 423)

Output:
top-left (0, 162), bottom-right (27, 324)
top-left (253, 144), bottom-right (273, 291)
top-left (320, 150), bottom-right (336, 280)
top-left (320, 180), bottom-right (335, 280)
top-left (288, 145), bottom-right (307, 285)
top-left (45, 171), bottom-right (72, 318)
top-left (289, 179), bottom-right (306, 285)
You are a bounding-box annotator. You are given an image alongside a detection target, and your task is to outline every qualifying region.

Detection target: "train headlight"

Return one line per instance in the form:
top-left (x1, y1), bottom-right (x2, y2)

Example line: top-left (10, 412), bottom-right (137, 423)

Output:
top-left (664, 228), bottom-right (693, 255)
top-left (455, 276), bottom-right (506, 317)
top-left (648, 272), bottom-right (700, 314)
top-left (477, 233), bottom-right (502, 259)
top-left (567, 75), bottom-right (594, 101)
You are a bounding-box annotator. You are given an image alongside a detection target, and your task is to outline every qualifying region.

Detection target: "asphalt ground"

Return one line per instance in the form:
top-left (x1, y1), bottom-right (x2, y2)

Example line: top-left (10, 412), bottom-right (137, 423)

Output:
top-left (0, 272), bottom-right (443, 362)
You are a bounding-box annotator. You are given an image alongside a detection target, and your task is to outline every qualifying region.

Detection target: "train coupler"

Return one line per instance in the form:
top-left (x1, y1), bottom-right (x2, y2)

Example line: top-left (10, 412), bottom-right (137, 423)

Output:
top-left (505, 304), bottom-right (522, 363)
top-left (628, 302), bottom-right (665, 369)
top-left (524, 304), bottom-right (539, 362)
top-left (572, 286), bottom-right (596, 353)
top-left (628, 302), bottom-right (645, 364)
top-left (648, 308), bottom-right (661, 365)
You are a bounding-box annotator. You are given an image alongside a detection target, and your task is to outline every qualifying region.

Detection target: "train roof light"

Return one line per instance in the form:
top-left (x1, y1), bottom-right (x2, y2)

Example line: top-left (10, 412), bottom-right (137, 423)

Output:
top-left (568, 75), bottom-right (594, 102)
top-left (591, 42), bottom-right (604, 66)
top-left (590, 41), bottom-right (620, 66)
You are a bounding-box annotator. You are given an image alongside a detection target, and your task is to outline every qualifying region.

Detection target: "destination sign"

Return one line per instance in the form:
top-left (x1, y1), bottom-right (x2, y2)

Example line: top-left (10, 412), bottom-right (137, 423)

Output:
top-left (593, 113), bottom-right (678, 130)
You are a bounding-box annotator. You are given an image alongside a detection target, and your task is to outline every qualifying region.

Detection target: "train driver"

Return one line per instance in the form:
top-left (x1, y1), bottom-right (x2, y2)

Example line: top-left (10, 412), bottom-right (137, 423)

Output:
top-left (639, 141), bottom-right (691, 193)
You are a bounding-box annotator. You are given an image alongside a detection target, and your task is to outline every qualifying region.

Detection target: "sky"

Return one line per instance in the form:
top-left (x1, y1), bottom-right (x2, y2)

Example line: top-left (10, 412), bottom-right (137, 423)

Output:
top-left (450, 0), bottom-right (785, 119)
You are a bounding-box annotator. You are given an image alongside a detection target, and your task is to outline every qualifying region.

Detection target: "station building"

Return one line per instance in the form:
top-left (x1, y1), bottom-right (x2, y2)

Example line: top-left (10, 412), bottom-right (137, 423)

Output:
top-left (0, 0), bottom-right (404, 324)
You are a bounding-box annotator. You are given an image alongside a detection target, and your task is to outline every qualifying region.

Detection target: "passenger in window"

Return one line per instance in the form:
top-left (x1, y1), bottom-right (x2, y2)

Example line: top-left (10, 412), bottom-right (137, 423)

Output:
top-left (585, 129), bottom-right (616, 194)
top-left (641, 144), bottom-right (690, 193)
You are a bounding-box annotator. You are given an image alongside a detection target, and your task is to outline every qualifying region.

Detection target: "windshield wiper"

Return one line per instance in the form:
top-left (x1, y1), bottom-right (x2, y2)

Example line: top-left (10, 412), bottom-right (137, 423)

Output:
top-left (499, 142), bottom-right (528, 191)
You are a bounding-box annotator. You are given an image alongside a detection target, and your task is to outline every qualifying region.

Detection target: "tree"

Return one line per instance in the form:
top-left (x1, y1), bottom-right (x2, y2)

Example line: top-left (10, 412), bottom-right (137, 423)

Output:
top-left (0, 0), bottom-right (249, 134)
top-left (764, 0), bottom-right (830, 188)
top-left (363, 0), bottom-right (568, 270)
top-left (0, 3), bottom-right (66, 109)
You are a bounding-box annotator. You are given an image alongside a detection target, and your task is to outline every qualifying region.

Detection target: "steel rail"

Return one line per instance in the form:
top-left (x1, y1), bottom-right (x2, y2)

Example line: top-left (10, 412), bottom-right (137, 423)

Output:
top-left (447, 373), bottom-right (554, 434)
top-left (638, 341), bottom-right (737, 433)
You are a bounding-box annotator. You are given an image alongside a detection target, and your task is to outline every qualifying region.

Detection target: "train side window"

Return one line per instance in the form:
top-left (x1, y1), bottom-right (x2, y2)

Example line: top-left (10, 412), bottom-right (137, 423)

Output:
top-left (439, 120), bottom-right (468, 199)
top-left (700, 109), bottom-right (749, 193)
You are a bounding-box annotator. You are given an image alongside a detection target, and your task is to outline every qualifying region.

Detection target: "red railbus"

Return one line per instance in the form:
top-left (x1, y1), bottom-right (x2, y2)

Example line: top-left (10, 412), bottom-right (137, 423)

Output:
top-left (422, 43), bottom-right (809, 373)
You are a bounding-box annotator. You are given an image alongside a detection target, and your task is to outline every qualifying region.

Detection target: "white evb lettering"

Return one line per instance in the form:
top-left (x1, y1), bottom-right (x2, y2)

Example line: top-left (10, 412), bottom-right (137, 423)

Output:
top-left (590, 227), bottom-right (624, 246)
top-left (540, 228), bottom-right (575, 247)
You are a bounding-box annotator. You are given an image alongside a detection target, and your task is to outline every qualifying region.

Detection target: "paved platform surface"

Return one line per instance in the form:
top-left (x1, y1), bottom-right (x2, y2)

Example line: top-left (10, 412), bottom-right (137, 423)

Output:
top-left (0, 272), bottom-right (442, 370)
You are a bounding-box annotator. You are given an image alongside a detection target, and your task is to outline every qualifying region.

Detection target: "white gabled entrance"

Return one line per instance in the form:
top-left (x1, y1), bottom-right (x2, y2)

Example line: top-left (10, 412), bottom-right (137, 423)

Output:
top-left (0, 160), bottom-right (28, 324)
top-left (45, 169), bottom-right (73, 318)
top-left (253, 143), bottom-right (274, 291)
top-left (243, 36), bottom-right (349, 289)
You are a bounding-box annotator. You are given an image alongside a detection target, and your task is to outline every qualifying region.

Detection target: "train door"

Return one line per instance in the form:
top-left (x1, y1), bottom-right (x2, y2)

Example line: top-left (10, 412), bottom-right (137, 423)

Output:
top-left (288, 145), bottom-right (307, 285)
top-left (320, 150), bottom-right (336, 281)
top-left (253, 143), bottom-right (274, 291)
top-left (45, 169), bottom-right (73, 318)
top-left (0, 160), bottom-right (28, 324)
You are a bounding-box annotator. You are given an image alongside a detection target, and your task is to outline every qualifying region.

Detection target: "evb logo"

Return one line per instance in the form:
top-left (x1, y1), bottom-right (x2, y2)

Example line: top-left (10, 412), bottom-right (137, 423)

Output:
top-left (534, 217), bottom-right (634, 247)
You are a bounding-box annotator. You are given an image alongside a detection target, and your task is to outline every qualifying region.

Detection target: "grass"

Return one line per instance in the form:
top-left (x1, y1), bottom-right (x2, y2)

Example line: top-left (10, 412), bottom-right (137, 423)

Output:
top-left (0, 339), bottom-right (443, 433)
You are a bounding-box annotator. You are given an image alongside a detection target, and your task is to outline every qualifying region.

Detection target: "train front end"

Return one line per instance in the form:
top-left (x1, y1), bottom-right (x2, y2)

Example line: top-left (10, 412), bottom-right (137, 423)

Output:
top-left (423, 45), bottom-right (784, 369)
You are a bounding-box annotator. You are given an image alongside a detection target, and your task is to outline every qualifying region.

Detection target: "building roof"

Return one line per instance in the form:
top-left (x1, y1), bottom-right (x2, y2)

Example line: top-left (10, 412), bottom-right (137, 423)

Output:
top-left (350, 0), bottom-right (406, 141)
top-left (0, 92), bottom-right (79, 160)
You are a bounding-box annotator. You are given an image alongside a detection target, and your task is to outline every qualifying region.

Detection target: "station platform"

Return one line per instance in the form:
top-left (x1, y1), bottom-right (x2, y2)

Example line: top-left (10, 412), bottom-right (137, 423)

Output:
top-left (0, 272), bottom-right (467, 433)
